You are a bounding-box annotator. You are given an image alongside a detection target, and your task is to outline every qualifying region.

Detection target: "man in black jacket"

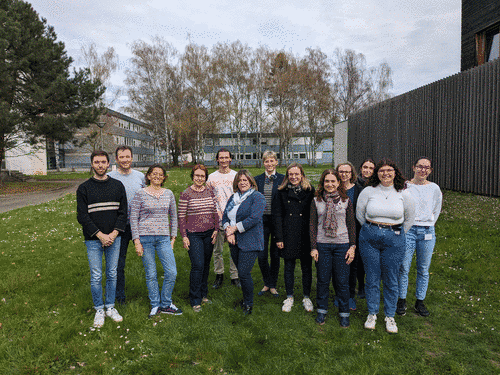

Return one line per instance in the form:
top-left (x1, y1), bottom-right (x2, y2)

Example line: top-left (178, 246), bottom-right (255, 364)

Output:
top-left (77, 150), bottom-right (128, 328)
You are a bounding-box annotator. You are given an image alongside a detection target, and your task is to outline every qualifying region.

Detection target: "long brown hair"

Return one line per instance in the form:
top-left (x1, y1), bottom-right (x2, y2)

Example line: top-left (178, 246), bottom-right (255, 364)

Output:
top-left (368, 158), bottom-right (406, 192)
top-left (278, 163), bottom-right (312, 191)
top-left (315, 169), bottom-right (348, 202)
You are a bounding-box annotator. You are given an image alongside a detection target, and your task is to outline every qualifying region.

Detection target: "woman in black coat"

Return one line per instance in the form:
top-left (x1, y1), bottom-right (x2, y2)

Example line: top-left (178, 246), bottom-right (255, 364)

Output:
top-left (273, 163), bottom-right (315, 313)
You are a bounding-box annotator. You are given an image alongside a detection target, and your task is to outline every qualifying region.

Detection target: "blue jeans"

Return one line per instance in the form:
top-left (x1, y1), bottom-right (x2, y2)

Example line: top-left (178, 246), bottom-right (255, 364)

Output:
top-left (316, 243), bottom-right (350, 316)
top-left (230, 245), bottom-right (259, 307)
top-left (140, 235), bottom-right (177, 309)
top-left (187, 230), bottom-right (214, 306)
top-left (85, 238), bottom-right (121, 310)
top-left (284, 255), bottom-right (312, 298)
top-left (116, 224), bottom-right (132, 302)
top-left (398, 226), bottom-right (436, 300)
top-left (257, 215), bottom-right (280, 288)
top-left (359, 223), bottom-right (406, 317)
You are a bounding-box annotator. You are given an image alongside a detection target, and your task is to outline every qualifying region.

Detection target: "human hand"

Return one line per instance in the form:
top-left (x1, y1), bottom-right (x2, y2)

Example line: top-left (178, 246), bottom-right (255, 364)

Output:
top-left (211, 230), bottom-right (218, 244)
top-left (227, 234), bottom-right (236, 245)
top-left (276, 242), bottom-right (284, 249)
top-left (310, 249), bottom-right (319, 262)
top-left (345, 246), bottom-right (355, 264)
top-left (135, 242), bottom-right (144, 257)
top-left (183, 237), bottom-right (190, 250)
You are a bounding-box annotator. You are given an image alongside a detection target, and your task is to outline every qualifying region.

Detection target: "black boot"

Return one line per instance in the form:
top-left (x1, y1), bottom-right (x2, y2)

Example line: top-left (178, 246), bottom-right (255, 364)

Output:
top-left (415, 299), bottom-right (430, 317)
top-left (212, 274), bottom-right (223, 289)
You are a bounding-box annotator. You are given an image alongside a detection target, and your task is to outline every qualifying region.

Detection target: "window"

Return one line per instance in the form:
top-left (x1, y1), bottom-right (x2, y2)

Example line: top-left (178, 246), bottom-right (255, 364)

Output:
top-left (245, 154), bottom-right (252, 160)
top-left (476, 24), bottom-right (500, 65)
top-left (300, 153), bottom-right (306, 159)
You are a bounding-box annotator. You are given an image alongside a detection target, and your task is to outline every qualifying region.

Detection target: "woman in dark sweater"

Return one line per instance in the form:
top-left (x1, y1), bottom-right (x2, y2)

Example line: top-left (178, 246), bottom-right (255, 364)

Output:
top-left (274, 163), bottom-right (315, 313)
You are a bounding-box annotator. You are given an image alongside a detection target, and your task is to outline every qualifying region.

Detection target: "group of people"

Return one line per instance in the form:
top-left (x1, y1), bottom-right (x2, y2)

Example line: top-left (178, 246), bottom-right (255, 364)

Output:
top-left (77, 146), bottom-right (442, 334)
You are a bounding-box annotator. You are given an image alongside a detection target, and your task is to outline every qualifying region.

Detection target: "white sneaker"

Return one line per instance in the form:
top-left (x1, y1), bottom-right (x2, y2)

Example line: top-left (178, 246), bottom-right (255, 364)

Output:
top-left (364, 314), bottom-right (377, 330)
top-left (385, 316), bottom-right (398, 334)
top-left (282, 297), bottom-right (294, 312)
top-left (106, 307), bottom-right (123, 322)
top-left (148, 307), bottom-right (159, 318)
top-left (93, 309), bottom-right (105, 328)
top-left (302, 297), bottom-right (314, 312)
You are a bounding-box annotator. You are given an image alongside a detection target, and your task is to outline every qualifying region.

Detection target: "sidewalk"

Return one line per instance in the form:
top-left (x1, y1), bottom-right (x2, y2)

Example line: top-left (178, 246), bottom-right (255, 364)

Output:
top-left (0, 180), bottom-right (83, 213)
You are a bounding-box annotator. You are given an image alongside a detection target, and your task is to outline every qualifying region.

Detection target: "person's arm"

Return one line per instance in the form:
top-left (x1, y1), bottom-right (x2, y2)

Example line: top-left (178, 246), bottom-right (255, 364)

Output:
top-left (235, 192), bottom-right (266, 233)
top-left (167, 190), bottom-right (178, 245)
top-left (356, 188), bottom-right (369, 226)
top-left (113, 182), bottom-right (128, 234)
top-left (309, 199), bottom-right (319, 261)
top-left (272, 190), bottom-right (284, 245)
top-left (432, 185), bottom-right (443, 224)
top-left (76, 185), bottom-right (100, 239)
top-left (345, 199), bottom-right (356, 247)
top-left (177, 191), bottom-right (189, 238)
top-left (402, 190), bottom-right (416, 233)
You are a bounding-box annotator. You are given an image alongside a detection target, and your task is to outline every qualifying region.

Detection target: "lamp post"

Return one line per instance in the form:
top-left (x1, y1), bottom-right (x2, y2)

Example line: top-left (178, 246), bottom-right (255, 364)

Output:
top-left (96, 121), bottom-right (106, 150)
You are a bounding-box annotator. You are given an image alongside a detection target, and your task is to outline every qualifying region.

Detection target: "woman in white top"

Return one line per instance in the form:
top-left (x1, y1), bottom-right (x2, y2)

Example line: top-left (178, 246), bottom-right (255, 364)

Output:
top-left (397, 157), bottom-right (442, 317)
top-left (356, 159), bottom-right (415, 334)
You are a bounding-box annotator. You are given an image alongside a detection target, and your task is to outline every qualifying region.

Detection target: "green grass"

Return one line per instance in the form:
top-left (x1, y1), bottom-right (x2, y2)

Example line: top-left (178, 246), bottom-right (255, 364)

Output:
top-left (0, 181), bottom-right (72, 195)
top-left (30, 172), bottom-right (92, 180)
top-left (1, 168), bottom-right (499, 374)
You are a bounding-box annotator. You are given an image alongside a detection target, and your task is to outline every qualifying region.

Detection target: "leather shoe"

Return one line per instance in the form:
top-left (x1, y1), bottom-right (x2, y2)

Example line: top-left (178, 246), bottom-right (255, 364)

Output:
top-left (231, 278), bottom-right (241, 288)
top-left (212, 274), bottom-right (223, 289)
top-left (340, 316), bottom-right (350, 328)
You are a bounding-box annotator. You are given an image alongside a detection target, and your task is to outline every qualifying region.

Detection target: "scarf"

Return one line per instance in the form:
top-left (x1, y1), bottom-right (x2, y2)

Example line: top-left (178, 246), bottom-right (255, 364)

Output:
top-left (225, 189), bottom-right (254, 226)
top-left (323, 192), bottom-right (341, 237)
top-left (287, 183), bottom-right (302, 195)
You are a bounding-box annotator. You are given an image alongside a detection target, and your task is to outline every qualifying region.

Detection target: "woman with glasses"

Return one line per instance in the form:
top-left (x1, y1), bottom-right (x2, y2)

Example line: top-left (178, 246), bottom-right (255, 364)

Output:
top-left (356, 159), bottom-right (415, 334)
top-left (397, 157), bottom-right (442, 318)
top-left (337, 162), bottom-right (363, 309)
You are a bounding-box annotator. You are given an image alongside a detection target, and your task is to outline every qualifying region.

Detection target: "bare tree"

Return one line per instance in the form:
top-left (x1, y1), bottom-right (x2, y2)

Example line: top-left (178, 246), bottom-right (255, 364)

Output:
top-left (331, 48), bottom-right (393, 120)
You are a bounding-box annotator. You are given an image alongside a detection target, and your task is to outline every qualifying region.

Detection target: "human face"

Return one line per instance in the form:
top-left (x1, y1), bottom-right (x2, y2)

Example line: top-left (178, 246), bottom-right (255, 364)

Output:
top-left (147, 167), bottom-right (165, 187)
top-left (337, 164), bottom-right (353, 184)
top-left (413, 159), bottom-right (432, 181)
top-left (116, 149), bottom-right (132, 171)
top-left (217, 151), bottom-right (231, 169)
top-left (323, 173), bottom-right (340, 193)
top-left (92, 155), bottom-right (109, 178)
top-left (361, 161), bottom-right (375, 179)
top-left (378, 165), bottom-right (395, 187)
top-left (288, 167), bottom-right (302, 186)
top-left (192, 168), bottom-right (207, 188)
top-left (263, 157), bottom-right (278, 174)
top-left (238, 175), bottom-right (251, 193)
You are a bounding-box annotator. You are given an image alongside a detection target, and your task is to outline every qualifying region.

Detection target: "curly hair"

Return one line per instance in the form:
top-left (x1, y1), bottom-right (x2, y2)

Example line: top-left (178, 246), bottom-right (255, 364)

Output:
top-left (368, 158), bottom-right (406, 192)
top-left (315, 169), bottom-right (348, 202)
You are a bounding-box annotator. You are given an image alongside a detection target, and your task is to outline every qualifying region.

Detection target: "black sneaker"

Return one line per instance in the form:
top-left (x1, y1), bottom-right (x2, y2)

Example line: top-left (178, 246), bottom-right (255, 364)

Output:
top-left (231, 278), bottom-right (241, 288)
top-left (415, 300), bottom-right (430, 317)
top-left (212, 274), bottom-right (223, 289)
top-left (396, 298), bottom-right (407, 316)
top-left (315, 312), bottom-right (326, 325)
top-left (159, 304), bottom-right (183, 315)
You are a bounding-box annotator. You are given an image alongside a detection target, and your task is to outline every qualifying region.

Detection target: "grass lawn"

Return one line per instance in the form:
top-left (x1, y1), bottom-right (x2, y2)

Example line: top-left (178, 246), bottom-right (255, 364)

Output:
top-left (0, 181), bottom-right (72, 195)
top-left (0, 167), bottom-right (499, 374)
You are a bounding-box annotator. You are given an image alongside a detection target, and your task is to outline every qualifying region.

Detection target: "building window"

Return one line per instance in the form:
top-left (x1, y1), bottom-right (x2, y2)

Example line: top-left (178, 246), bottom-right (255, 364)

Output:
top-left (476, 24), bottom-right (500, 65)
top-left (300, 153), bottom-right (306, 159)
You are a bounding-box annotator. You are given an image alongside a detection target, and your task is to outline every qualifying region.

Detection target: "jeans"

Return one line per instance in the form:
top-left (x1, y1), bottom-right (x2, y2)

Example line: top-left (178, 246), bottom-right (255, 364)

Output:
top-left (85, 238), bottom-right (121, 310)
top-left (398, 226), bottom-right (436, 300)
top-left (188, 230), bottom-right (214, 306)
top-left (213, 230), bottom-right (238, 279)
top-left (257, 215), bottom-right (280, 288)
top-left (316, 243), bottom-right (350, 316)
top-left (359, 223), bottom-right (406, 317)
top-left (116, 224), bottom-right (132, 302)
top-left (140, 235), bottom-right (177, 309)
top-left (230, 245), bottom-right (259, 307)
top-left (284, 255), bottom-right (312, 298)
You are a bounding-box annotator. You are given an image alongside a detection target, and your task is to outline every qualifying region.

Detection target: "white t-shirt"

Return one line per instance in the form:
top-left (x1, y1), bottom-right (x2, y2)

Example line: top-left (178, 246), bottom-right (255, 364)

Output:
top-left (206, 169), bottom-right (237, 219)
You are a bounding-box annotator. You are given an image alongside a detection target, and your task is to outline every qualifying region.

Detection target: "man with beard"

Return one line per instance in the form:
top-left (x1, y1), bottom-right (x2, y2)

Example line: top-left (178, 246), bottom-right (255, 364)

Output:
top-left (77, 150), bottom-right (128, 328)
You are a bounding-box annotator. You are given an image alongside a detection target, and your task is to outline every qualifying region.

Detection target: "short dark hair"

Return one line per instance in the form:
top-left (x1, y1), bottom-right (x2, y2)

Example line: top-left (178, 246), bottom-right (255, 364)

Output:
top-left (91, 150), bottom-right (109, 163)
top-left (191, 164), bottom-right (209, 180)
top-left (216, 148), bottom-right (233, 161)
top-left (233, 169), bottom-right (258, 192)
top-left (145, 163), bottom-right (168, 186)
top-left (115, 145), bottom-right (133, 159)
top-left (413, 156), bottom-right (432, 167)
top-left (368, 158), bottom-right (406, 192)
top-left (315, 169), bottom-right (348, 202)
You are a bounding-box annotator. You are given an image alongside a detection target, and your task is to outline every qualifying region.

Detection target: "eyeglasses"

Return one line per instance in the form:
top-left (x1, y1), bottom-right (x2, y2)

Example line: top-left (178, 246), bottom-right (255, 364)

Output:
top-left (415, 165), bottom-right (432, 171)
top-left (149, 173), bottom-right (164, 178)
top-left (338, 171), bottom-right (352, 174)
top-left (378, 168), bottom-right (395, 174)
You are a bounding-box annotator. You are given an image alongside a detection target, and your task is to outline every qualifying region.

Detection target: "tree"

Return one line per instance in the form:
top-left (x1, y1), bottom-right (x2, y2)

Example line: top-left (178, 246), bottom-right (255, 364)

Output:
top-left (0, 0), bottom-right (104, 170)
top-left (331, 48), bottom-right (392, 120)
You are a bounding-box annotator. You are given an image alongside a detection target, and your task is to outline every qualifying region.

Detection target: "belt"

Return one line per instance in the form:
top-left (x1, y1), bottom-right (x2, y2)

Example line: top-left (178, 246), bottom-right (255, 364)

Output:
top-left (366, 221), bottom-right (402, 230)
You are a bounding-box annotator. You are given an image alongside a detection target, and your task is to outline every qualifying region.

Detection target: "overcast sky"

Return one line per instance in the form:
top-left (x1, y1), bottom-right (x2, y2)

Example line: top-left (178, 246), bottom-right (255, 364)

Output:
top-left (29, 0), bottom-right (462, 112)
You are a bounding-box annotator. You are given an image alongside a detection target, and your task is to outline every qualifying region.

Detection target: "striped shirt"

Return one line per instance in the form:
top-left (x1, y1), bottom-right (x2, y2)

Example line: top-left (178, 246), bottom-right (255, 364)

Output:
top-left (130, 188), bottom-right (178, 240)
top-left (178, 186), bottom-right (219, 237)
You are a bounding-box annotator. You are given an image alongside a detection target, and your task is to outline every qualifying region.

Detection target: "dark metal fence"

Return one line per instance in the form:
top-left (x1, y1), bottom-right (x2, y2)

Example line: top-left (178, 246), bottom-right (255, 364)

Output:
top-left (348, 58), bottom-right (500, 196)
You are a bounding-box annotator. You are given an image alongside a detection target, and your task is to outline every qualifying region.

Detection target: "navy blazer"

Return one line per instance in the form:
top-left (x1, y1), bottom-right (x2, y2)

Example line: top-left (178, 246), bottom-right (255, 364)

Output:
top-left (222, 190), bottom-right (266, 252)
top-left (254, 172), bottom-right (285, 214)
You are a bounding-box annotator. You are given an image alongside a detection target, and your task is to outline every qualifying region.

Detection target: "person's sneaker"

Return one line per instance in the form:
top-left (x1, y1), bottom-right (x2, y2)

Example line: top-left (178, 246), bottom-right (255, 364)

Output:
top-left (358, 287), bottom-right (366, 299)
top-left (231, 278), bottom-right (241, 288)
top-left (385, 316), bottom-right (398, 334)
top-left (302, 297), bottom-right (314, 312)
top-left (340, 316), bottom-right (350, 328)
top-left (396, 298), bottom-right (407, 316)
top-left (415, 300), bottom-right (430, 317)
top-left (192, 305), bottom-right (202, 313)
top-left (349, 298), bottom-right (357, 310)
top-left (212, 274), bottom-right (223, 289)
top-left (315, 312), bottom-right (326, 325)
top-left (106, 307), bottom-right (123, 322)
top-left (364, 314), bottom-right (377, 330)
top-left (282, 297), bottom-right (294, 312)
top-left (148, 307), bottom-right (159, 318)
top-left (160, 304), bottom-right (183, 315)
top-left (93, 309), bottom-right (105, 328)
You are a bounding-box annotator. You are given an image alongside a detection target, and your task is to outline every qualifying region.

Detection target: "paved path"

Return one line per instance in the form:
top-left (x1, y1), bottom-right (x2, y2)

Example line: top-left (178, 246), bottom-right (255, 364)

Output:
top-left (0, 180), bottom-right (84, 213)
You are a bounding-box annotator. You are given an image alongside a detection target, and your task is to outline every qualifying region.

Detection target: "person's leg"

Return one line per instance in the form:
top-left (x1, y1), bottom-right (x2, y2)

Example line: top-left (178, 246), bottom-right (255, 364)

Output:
top-left (332, 243), bottom-right (351, 317)
top-left (103, 237), bottom-right (121, 309)
top-left (188, 232), bottom-right (205, 307)
top-left (140, 236), bottom-right (161, 308)
top-left (213, 230), bottom-right (225, 275)
top-left (229, 245), bottom-right (239, 280)
top-left (356, 248), bottom-right (366, 293)
top-left (283, 258), bottom-right (296, 297)
top-left (86, 240), bottom-right (105, 310)
top-left (348, 250), bottom-right (357, 299)
top-left (315, 243), bottom-right (333, 314)
top-left (415, 226), bottom-right (436, 301)
top-left (201, 231), bottom-right (214, 300)
top-left (268, 224), bottom-right (281, 290)
top-left (257, 215), bottom-right (272, 288)
top-left (398, 226), bottom-right (416, 299)
top-left (359, 225), bottom-right (382, 316)
top-left (237, 250), bottom-right (259, 306)
top-left (115, 224), bottom-right (131, 303)
top-left (156, 236), bottom-right (177, 308)
top-left (380, 229), bottom-right (405, 318)
top-left (300, 253), bottom-right (313, 297)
